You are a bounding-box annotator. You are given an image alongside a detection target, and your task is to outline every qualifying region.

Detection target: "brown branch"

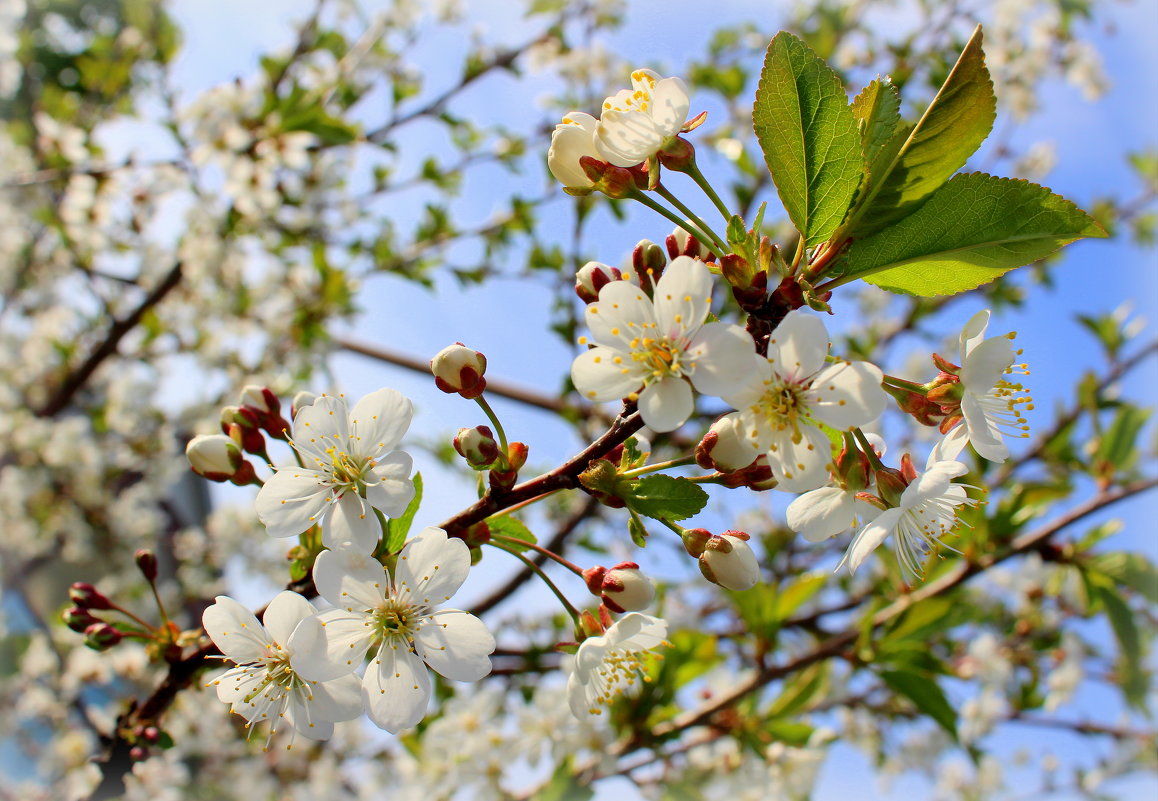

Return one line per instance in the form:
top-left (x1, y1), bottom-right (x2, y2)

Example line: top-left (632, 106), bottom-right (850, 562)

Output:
top-left (36, 261), bottom-right (184, 418)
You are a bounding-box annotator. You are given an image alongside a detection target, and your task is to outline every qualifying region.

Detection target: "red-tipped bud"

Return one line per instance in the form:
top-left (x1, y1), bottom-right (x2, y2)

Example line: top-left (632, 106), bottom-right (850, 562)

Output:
top-left (698, 531), bottom-right (759, 591)
top-left (874, 466), bottom-right (908, 507)
top-left (599, 563), bottom-right (655, 612)
top-left (454, 426), bottom-right (500, 469)
top-left (220, 405), bottom-right (266, 454)
top-left (632, 239), bottom-right (667, 293)
top-left (505, 442), bottom-right (529, 472)
top-left (575, 261), bottom-right (625, 304)
top-left (579, 156), bottom-right (636, 199)
top-left (681, 527), bottom-right (713, 558)
top-left (69, 582), bottom-right (112, 610)
top-left (83, 622), bottom-right (122, 650)
top-left (696, 416), bottom-right (760, 473)
top-left (431, 343), bottom-right (488, 399)
top-left (657, 135), bottom-right (696, 171)
top-left (129, 746), bottom-right (148, 762)
top-left (666, 224), bottom-right (712, 261)
top-left (63, 606), bottom-right (100, 632)
top-left (134, 549), bottom-right (158, 582)
top-left (141, 727), bottom-right (161, 745)
top-left (185, 434), bottom-right (255, 484)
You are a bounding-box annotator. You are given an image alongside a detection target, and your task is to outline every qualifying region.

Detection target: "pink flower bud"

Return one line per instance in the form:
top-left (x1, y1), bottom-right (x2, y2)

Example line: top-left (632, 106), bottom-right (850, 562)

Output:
top-left (135, 549), bottom-right (158, 582)
top-left (454, 425), bottom-right (500, 469)
top-left (681, 527), bottom-right (713, 558)
top-left (83, 622), bottom-right (122, 650)
top-left (431, 343), bottom-right (487, 399)
top-left (239, 385), bottom-right (276, 414)
top-left (62, 606), bottom-right (100, 632)
top-left (666, 224), bottom-right (711, 260)
top-left (698, 531), bottom-right (760, 591)
top-left (575, 261), bottom-right (624, 304)
top-left (600, 563), bottom-right (655, 612)
top-left (69, 582), bottom-right (112, 610)
top-left (631, 239), bottom-right (667, 293)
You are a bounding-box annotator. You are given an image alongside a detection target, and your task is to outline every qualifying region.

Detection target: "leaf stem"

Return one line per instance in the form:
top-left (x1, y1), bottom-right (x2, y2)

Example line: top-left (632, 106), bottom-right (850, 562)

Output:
top-left (492, 534), bottom-right (584, 576)
top-left (488, 540), bottom-right (581, 622)
top-left (629, 190), bottom-right (726, 261)
top-left (620, 455), bottom-right (696, 479)
top-left (883, 375), bottom-right (928, 393)
top-left (474, 394), bottom-right (510, 457)
top-left (680, 159), bottom-right (733, 223)
top-left (654, 183), bottom-right (728, 252)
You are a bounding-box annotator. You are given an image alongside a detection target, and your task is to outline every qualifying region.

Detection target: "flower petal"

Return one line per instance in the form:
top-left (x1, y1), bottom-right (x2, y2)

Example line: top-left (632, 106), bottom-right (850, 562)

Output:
top-left (366, 451), bottom-right (415, 518)
top-left (255, 468), bottom-right (331, 539)
top-left (605, 612), bottom-right (668, 651)
top-left (286, 698), bottom-right (335, 741)
top-left (262, 591), bottom-right (317, 647)
top-left (210, 665), bottom-right (263, 704)
top-left (767, 310), bottom-right (829, 381)
top-left (786, 486), bottom-right (857, 542)
top-left (306, 672), bottom-right (364, 723)
top-left (349, 387), bottom-right (414, 458)
top-left (650, 76), bottom-right (690, 133)
top-left (394, 526), bottom-right (471, 604)
top-left (572, 345), bottom-right (643, 402)
top-left (203, 596), bottom-right (271, 662)
top-left (807, 360), bottom-right (887, 430)
top-left (961, 392), bottom-right (1010, 462)
top-left (652, 256), bottom-right (711, 341)
top-left (687, 323), bottom-right (761, 399)
top-left (961, 334), bottom-right (1015, 389)
top-left (322, 492), bottom-right (381, 552)
top-left (291, 394), bottom-right (350, 463)
top-left (637, 376), bottom-right (693, 432)
top-left (586, 280), bottom-right (656, 350)
top-left (767, 423), bottom-right (832, 493)
top-left (839, 508), bottom-right (904, 573)
top-left (929, 422), bottom-right (970, 465)
top-left (364, 643), bottom-right (432, 733)
top-left (959, 309), bottom-right (991, 361)
top-left (312, 546), bottom-right (388, 609)
top-left (413, 609), bottom-right (495, 681)
top-left (595, 109), bottom-right (665, 166)
top-left (289, 608), bottom-right (373, 681)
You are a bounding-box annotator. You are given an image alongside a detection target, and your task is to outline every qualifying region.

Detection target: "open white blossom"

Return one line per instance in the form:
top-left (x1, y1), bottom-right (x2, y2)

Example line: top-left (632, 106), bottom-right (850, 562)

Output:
top-left (567, 612), bottom-right (668, 718)
top-left (254, 389), bottom-right (415, 552)
top-left (595, 69), bottom-right (690, 167)
top-left (202, 592), bottom-right (362, 746)
top-left (839, 460), bottom-right (978, 575)
top-left (571, 256), bottom-right (758, 432)
top-left (931, 310), bottom-right (1032, 464)
top-left (722, 310), bottom-right (887, 492)
top-left (291, 528), bottom-right (495, 733)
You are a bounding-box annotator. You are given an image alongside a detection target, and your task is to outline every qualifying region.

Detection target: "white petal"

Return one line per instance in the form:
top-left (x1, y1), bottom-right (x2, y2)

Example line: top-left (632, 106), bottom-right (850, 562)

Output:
top-left (261, 591), bottom-right (316, 647)
top-left (786, 487), bottom-right (857, 542)
top-left (595, 109), bottom-right (665, 166)
top-left (306, 672), bottom-right (364, 722)
top-left (291, 395), bottom-right (350, 463)
top-left (767, 424), bottom-right (833, 493)
top-left (349, 388), bottom-right (414, 458)
top-left (766, 310), bottom-right (830, 381)
top-left (287, 698), bottom-right (335, 741)
top-left (704, 412), bottom-right (761, 472)
top-left (637, 377), bottom-right (693, 433)
top-left (808, 360), bottom-right (887, 430)
top-left (567, 667), bottom-right (594, 718)
top-left (649, 76), bottom-right (690, 134)
top-left (961, 393), bottom-right (1010, 462)
top-left (652, 256), bottom-right (711, 341)
top-left (586, 280), bottom-right (656, 350)
top-left (203, 596), bottom-right (271, 662)
top-left (289, 609), bottom-right (373, 680)
top-left (572, 346), bottom-right (643, 402)
top-left (929, 422), bottom-right (970, 466)
top-left (605, 612), bottom-right (668, 651)
top-left (312, 546), bottom-right (388, 609)
top-left (366, 451), bottom-right (416, 518)
top-left (211, 666), bottom-right (264, 704)
top-left (959, 309), bottom-right (991, 361)
top-left (840, 509), bottom-right (903, 573)
top-left (254, 468), bottom-right (332, 539)
top-left (961, 335), bottom-right (1015, 392)
top-left (721, 360), bottom-right (774, 411)
top-left (548, 113), bottom-right (600, 187)
top-left (322, 492), bottom-right (381, 552)
top-left (364, 643), bottom-right (432, 733)
top-left (394, 526), bottom-right (471, 604)
top-left (687, 324), bottom-right (761, 398)
top-left (413, 609), bottom-right (495, 681)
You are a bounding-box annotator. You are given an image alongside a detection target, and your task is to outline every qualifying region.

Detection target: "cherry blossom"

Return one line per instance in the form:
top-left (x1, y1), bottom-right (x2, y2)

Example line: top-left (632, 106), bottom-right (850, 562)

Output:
top-left (595, 69), bottom-right (690, 167)
top-left (567, 612), bottom-right (668, 718)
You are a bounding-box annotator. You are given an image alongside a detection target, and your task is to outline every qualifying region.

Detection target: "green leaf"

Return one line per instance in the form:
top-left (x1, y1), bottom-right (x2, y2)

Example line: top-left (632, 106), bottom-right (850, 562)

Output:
top-left (773, 572), bottom-right (827, 622)
top-left (1094, 405), bottom-right (1150, 473)
top-left (844, 173), bottom-right (1106, 296)
top-left (766, 661), bottom-right (829, 719)
top-left (626, 475), bottom-right (709, 522)
top-left (764, 720), bottom-right (816, 747)
top-left (537, 759), bottom-right (594, 801)
top-left (880, 669), bottom-right (958, 740)
top-left (628, 514), bottom-right (649, 548)
top-left (850, 77), bottom-right (902, 179)
top-left (844, 25), bottom-right (996, 237)
top-left (384, 473), bottom-right (422, 553)
top-left (487, 516), bottom-right (538, 551)
top-left (1095, 585), bottom-right (1147, 708)
top-left (1089, 552), bottom-right (1158, 605)
top-left (753, 31), bottom-right (863, 245)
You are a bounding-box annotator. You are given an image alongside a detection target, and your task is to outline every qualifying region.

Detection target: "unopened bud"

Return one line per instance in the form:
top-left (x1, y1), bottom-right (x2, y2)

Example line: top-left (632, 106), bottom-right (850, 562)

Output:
top-left (239, 385), bottom-right (277, 415)
top-left (505, 441), bottom-right (529, 471)
top-left (657, 135), bottom-right (696, 171)
top-left (698, 531), bottom-right (760, 591)
top-left (62, 606), bottom-right (100, 632)
top-left (696, 416), bottom-right (760, 473)
top-left (680, 527), bottom-right (713, 558)
top-left (129, 746), bottom-right (148, 762)
top-left (575, 261), bottom-right (625, 304)
top-left (431, 343), bottom-right (487, 399)
top-left (141, 726), bottom-right (161, 745)
top-left (454, 426), bottom-right (500, 469)
top-left (666, 224), bottom-right (711, 260)
top-left (84, 622), bottom-right (122, 650)
top-left (69, 582), bottom-right (112, 610)
top-left (632, 239), bottom-right (667, 293)
top-left (874, 466), bottom-right (908, 507)
top-left (291, 391), bottom-right (318, 419)
top-left (598, 563), bottom-right (655, 613)
top-left (720, 253), bottom-right (756, 290)
top-left (186, 434), bottom-right (246, 482)
top-left (135, 549), bottom-right (158, 582)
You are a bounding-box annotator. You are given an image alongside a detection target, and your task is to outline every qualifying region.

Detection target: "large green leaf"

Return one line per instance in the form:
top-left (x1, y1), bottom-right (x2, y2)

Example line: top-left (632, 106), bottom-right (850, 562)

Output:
top-left (753, 31), bottom-right (862, 245)
top-left (626, 475), bottom-right (709, 522)
top-left (843, 172), bottom-right (1105, 296)
top-left (881, 669), bottom-right (958, 740)
top-left (850, 77), bottom-right (903, 180)
top-left (843, 25), bottom-right (996, 237)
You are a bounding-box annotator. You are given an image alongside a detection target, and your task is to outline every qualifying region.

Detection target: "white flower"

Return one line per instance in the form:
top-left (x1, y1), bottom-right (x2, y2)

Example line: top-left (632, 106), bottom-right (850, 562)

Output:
top-left (567, 612), bottom-right (668, 718)
top-left (722, 310), bottom-right (888, 492)
top-left (786, 485), bottom-right (881, 543)
top-left (548, 112), bottom-right (602, 189)
top-left (202, 592), bottom-right (362, 746)
top-left (571, 256), bottom-right (758, 432)
top-left (595, 69), bottom-right (690, 167)
top-left (839, 460), bottom-right (978, 575)
top-left (254, 389), bottom-right (415, 552)
top-left (931, 310), bottom-right (1032, 464)
top-left (290, 528), bottom-right (496, 733)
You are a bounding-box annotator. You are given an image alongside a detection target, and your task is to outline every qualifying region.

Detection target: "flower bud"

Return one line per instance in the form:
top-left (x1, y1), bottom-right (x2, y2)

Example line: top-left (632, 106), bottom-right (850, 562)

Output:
top-left (578, 609), bottom-right (605, 640)
top-left (656, 135), bottom-right (696, 171)
top-left (141, 727), bottom-right (161, 745)
top-left (291, 391), bottom-right (318, 418)
top-left (219, 405), bottom-right (266, 454)
top-left (63, 606), bottom-right (100, 633)
top-left (680, 527), bottom-right (713, 558)
top-left (698, 531), bottom-right (760, 591)
top-left (454, 425), bottom-right (500, 469)
top-left (83, 622), bottom-right (123, 650)
top-left (186, 434), bottom-right (243, 481)
top-left (631, 239), bottom-right (667, 293)
top-left (548, 112), bottom-right (601, 190)
top-left (69, 582), bottom-right (112, 610)
top-left (505, 441), bottom-right (529, 471)
top-left (135, 549), bottom-right (158, 582)
top-left (129, 746), bottom-right (148, 762)
top-left (239, 385), bottom-right (275, 414)
top-left (874, 466), bottom-right (908, 507)
top-left (598, 563), bottom-right (655, 613)
top-left (696, 415), bottom-right (760, 473)
top-left (575, 261), bottom-right (624, 304)
top-left (666, 224), bottom-right (711, 261)
top-left (431, 343), bottom-right (487, 399)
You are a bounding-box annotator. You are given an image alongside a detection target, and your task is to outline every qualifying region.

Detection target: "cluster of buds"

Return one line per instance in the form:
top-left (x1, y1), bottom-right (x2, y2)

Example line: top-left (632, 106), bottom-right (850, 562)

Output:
top-left (431, 343), bottom-right (487, 399)
top-left (63, 582), bottom-right (122, 650)
top-left (681, 528), bottom-right (760, 591)
top-left (582, 562), bottom-right (656, 613)
top-left (124, 724), bottom-right (170, 762)
top-left (219, 385), bottom-right (292, 456)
